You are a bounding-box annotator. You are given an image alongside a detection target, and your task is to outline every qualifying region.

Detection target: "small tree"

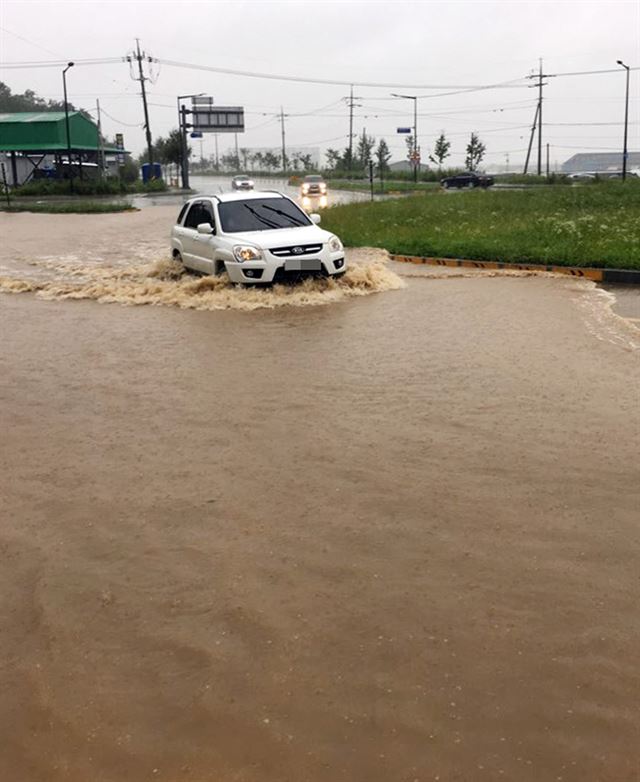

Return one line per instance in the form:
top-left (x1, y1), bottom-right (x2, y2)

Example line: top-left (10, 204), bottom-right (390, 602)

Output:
top-left (375, 139), bottom-right (391, 189)
top-left (263, 151), bottom-right (279, 171)
top-left (465, 132), bottom-right (486, 172)
top-left (429, 132), bottom-right (451, 169)
top-left (251, 151), bottom-right (264, 171)
top-left (325, 148), bottom-right (342, 171)
top-left (405, 135), bottom-right (415, 164)
top-left (299, 153), bottom-right (313, 171)
top-left (239, 147), bottom-right (250, 170)
top-left (356, 131), bottom-right (376, 168)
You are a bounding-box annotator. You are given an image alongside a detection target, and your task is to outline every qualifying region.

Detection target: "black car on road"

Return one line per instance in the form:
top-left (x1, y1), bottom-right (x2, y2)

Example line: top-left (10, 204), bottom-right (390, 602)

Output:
top-left (441, 172), bottom-right (494, 189)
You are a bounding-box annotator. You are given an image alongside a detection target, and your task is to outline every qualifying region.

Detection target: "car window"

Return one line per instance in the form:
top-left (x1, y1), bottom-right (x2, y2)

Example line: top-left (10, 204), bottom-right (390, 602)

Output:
top-left (218, 197), bottom-right (312, 233)
top-left (177, 203), bottom-right (189, 225)
top-left (184, 201), bottom-right (215, 231)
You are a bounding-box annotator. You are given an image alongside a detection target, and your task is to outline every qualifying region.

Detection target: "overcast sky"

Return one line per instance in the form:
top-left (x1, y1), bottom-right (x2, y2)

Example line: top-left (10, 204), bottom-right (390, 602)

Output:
top-left (1, 0), bottom-right (638, 169)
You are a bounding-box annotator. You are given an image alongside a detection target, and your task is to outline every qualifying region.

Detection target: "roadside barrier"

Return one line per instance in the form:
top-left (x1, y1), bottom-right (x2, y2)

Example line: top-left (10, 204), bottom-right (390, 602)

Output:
top-left (389, 254), bottom-right (640, 285)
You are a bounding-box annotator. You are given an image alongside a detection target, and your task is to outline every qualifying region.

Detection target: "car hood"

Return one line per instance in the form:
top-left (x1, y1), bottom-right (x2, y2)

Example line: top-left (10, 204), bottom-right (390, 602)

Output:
top-left (221, 225), bottom-right (332, 249)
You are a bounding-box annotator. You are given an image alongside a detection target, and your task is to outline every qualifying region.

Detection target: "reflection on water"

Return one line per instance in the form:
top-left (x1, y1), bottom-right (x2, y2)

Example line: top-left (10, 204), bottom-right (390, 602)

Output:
top-left (131, 175), bottom-right (377, 209)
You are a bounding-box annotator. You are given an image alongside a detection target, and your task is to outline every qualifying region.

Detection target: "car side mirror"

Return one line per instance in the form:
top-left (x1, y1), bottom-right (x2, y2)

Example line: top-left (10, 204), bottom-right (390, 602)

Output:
top-left (197, 222), bottom-right (214, 234)
top-left (310, 213), bottom-right (321, 225)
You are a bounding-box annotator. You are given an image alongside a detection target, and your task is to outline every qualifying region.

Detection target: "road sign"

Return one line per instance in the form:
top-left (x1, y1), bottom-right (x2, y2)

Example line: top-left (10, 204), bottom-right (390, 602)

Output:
top-left (190, 131), bottom-right (203, 138)
top-left (397, 127), bottom-right (412, 134)
top-left (115, 133), bottom-right (125, 164)
top-left (192, 96), bottom-right (214, 107)
top-left (191, 107), bottom-right (245, 133)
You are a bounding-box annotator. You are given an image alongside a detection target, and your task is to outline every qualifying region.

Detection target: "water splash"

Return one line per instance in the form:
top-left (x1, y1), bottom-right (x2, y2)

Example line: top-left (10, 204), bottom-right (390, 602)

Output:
top-left (0, 256), bottom-right (404, 312)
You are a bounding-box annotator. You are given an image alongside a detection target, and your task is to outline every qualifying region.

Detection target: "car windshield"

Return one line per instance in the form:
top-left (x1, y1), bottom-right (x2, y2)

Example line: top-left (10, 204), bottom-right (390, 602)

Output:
top-left (305, 176), bottom-right (323, 182)
top-left (218, 198), bottom-right (312, 233)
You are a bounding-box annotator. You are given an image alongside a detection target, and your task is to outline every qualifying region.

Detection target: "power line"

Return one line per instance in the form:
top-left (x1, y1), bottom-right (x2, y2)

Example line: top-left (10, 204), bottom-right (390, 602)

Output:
top-left (154, 57), bottom-right (531, 90)
top-left (0, 57), bottom-right (123, 68)
top-left (0, 25), bottom-right (64, 59)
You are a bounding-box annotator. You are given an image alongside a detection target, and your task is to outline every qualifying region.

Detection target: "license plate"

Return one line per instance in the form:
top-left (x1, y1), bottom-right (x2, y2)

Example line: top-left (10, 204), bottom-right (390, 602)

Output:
top-left (285, 258), bottom-right (322, 272)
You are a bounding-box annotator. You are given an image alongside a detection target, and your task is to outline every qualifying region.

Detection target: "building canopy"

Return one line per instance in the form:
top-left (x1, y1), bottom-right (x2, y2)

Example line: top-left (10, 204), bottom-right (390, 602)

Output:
top-left (0, 111), bottom-right (121, 154)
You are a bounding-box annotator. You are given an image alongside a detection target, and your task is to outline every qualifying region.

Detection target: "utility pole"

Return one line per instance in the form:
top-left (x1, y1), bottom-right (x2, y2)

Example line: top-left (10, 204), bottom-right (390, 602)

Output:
top-left (617, 60), bottom-right (630, 180)
top-left (523, 101), bottom-right (540, 174)
top-left (546, 143), bottom-right (550, 177)
top-left (525, 60), bottom-right (549, 176)
top-left (280, 106), bottom-right (287, 175)
top-left (62, 62), bottom-right (74, 193)
top-left (96, 98), bottom-right (105, 178)
top-left (234, 133), bottom-right (239, 168)
top-left (348, 86), bottom-right (354, 170)
top-left (344, 86), bottom-right (362, 172)
top-left (214, 133), bottom-right (219, 170)
top-left (537, 59), bottom-right (543, 176)
top-left (129, 39), bottom-right (154, 166)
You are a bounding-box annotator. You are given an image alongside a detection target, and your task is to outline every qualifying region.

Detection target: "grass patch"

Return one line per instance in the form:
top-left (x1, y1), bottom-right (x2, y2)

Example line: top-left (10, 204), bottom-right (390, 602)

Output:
top-left (322, 181), bottom-right (640, 269)
top-left (1, 201), bottom-right (136, 214)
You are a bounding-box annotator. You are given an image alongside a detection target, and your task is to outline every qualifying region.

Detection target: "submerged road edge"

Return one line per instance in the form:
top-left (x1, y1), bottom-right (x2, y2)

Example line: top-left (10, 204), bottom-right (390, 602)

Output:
top-left (389, 254), bottom-right (640, 285)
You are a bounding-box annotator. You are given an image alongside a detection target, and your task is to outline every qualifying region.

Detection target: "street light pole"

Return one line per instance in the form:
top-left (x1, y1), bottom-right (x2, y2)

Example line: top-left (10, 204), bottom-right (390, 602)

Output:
top-left (616, 60), bottom-right (630, 181)
top-left (62, 61), bottom-right (74, 193)
top-left (176, 92), bottom-right (204, 190)
top-left (391, 93), bottom-right (419, 183)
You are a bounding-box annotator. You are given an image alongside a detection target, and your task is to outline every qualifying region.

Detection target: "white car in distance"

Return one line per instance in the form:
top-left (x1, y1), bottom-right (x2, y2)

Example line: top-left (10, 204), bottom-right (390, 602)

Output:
top-left (170, 191), bottom-right (346, 284)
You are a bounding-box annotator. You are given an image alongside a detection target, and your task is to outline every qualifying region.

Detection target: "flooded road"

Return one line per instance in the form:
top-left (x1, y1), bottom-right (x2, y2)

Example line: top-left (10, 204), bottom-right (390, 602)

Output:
top-left (131, 174), bottom-right (375, 210)
top-left (1, 208), bottom-right (639, 782)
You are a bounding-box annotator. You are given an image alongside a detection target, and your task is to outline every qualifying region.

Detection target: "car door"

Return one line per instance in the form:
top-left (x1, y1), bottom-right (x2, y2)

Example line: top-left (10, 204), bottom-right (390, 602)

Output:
top-left (173, 202), bottom-right (197, 266)
top-left (179, 201), bottom-right (206, 269)
top-left (189, 199), bottom-right (218, 274)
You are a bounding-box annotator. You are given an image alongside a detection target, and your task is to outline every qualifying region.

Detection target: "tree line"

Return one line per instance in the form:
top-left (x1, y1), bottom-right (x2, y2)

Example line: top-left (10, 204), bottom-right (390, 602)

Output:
top-left (325, 130), bottom-right (486, 174)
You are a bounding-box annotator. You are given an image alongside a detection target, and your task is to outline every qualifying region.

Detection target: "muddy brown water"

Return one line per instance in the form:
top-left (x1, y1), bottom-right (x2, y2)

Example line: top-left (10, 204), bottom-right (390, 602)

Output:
top-left (1, 208), bottom-right (639, 782)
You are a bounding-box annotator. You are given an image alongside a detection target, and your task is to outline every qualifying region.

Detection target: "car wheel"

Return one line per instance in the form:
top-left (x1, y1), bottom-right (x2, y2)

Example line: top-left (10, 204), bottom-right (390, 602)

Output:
top-left (332, 271), bottom-right (346, 280)
top-left (467, 182), bottom-right (474, 189)
top-left (173, 250), bottom-right (184, 267)
top-left (215, 261), bottom-right (227, 276)
top-left (443, 182), bottom-right (450, 189)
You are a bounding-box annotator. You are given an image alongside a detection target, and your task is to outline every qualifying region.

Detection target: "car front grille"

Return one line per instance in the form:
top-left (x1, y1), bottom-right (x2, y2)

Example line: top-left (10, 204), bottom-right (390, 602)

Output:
top-left (270, 243), bottom-right (323, 257)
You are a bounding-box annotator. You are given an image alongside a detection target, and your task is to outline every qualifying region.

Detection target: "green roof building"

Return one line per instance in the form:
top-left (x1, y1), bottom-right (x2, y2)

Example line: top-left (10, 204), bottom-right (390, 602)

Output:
top-left (0, 111), bottom-right (122, 185)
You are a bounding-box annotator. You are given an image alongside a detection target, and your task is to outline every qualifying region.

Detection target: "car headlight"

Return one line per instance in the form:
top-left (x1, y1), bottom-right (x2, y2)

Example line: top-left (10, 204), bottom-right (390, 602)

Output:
top-left (319, 183), bottom-right (327, 193)
top-left (233, 245), bottom-right (263, 262)
top-left (328, 235), bottom-right (343, 252)
top-left (301, 184), bottom-right (309, 193)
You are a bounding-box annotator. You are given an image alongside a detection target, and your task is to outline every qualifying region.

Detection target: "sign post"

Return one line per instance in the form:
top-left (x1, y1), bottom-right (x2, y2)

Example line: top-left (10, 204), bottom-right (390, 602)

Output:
top-left (1, 163), bottom-right (10, 207)
top-left (178, 96), bottom-right (246, 188)
top-left (115, 133), bottom-right (124, 185)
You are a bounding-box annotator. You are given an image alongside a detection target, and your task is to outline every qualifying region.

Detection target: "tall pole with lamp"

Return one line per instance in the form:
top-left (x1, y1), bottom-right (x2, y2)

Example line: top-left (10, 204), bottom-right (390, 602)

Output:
top-left (62, 62), bottom-right (74, 193)
top-left (616, 60), bottom-right (630, 181)
top-left (391, 93), bottom-right (419, 182)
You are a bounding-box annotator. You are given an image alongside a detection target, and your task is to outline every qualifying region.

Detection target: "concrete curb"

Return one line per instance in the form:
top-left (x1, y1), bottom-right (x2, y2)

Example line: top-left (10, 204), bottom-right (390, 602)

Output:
top-left (389, 254), bottom-right (640, 285)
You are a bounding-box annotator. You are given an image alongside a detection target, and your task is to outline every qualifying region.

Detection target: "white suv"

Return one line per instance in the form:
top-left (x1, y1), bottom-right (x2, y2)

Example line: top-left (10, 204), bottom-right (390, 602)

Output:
top-left (170, 191), bottom-right (346, 284)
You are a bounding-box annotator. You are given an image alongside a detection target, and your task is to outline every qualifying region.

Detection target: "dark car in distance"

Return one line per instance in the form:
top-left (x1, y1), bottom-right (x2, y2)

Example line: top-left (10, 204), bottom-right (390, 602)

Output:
top-left (441, 172), bottom-right (494, 189)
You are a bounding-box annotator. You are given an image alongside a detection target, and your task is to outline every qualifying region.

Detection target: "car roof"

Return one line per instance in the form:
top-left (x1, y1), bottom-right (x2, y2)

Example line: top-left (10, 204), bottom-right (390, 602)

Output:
top-left (188, 190), bottom-right (287, 204)
top-left (233, 174), bottom-right (250, 179)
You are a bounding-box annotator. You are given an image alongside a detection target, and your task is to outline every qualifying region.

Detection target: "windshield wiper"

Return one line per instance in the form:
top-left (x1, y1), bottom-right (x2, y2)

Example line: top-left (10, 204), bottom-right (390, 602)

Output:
top-left (262, 205), bottom-right (307, 226)
top-left (242, 203), bottom-right (280, 229)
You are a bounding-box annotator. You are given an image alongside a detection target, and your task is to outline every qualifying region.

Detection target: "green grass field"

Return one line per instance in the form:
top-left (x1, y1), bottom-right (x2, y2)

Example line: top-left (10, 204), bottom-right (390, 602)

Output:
top-left (322, 181), bottom-right (640, 269)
